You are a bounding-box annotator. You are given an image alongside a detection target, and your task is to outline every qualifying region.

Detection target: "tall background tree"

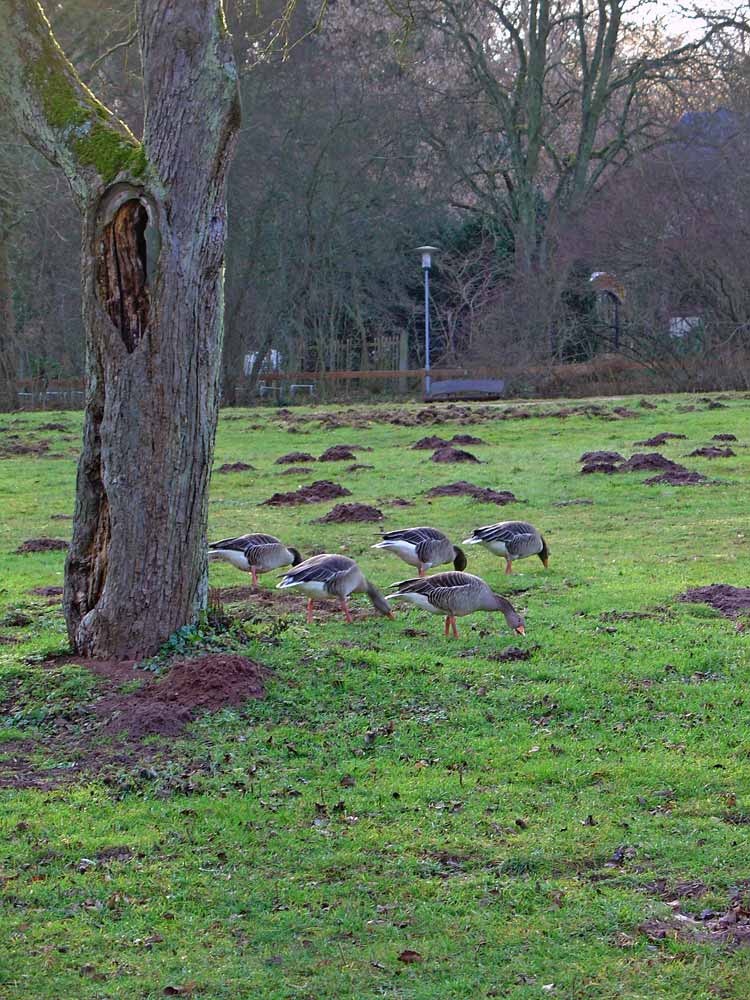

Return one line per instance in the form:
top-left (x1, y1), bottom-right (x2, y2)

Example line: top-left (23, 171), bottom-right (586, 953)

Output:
top-left (0, 0), bottom-right (240, 658)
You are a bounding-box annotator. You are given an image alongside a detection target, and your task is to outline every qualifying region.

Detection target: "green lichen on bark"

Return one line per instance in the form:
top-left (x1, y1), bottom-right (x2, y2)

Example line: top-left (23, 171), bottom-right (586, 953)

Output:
top-left (24, 18), bottom-right (143, 186)
top-left (73, 123), bottom-right (145, 185)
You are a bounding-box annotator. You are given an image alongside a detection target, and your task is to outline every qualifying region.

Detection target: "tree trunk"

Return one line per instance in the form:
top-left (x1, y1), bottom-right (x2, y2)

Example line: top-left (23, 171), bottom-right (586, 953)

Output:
top-left (1, 1), bottom-right (240, 658)
top-left (0, 226), bottom-right (18, 411)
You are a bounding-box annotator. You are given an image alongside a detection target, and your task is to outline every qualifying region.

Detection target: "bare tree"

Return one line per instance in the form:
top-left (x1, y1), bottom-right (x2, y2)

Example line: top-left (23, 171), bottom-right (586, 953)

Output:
top-left (0, 1), bottom-right (240, 658)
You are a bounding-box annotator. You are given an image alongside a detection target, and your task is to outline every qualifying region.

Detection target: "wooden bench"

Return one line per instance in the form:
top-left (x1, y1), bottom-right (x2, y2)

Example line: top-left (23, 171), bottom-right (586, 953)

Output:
top-left (426, 378), bottom-right (506, 401)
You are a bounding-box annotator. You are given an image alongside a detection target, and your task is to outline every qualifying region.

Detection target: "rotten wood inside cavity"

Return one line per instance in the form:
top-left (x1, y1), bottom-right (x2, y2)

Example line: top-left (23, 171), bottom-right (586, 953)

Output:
top-left (97, 199), bottom-right (150, 352)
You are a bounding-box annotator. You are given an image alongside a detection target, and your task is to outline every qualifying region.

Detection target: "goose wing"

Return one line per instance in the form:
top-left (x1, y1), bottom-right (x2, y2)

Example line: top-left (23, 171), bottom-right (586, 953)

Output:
top-left (380, 526), bottom-right (447, 563)
top-left (468, 521), bottom-right (539, 557)
top-left (390, 571), bottom-right (478, 612)
top-left (280, 554), bottom-right (354, 593)
top-left (210, 532), bottom-right (279, 553)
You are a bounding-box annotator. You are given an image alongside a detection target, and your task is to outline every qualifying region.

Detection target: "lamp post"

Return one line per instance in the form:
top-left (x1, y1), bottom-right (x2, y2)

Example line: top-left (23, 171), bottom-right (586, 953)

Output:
top-left (415, 246), bottom-right (439, 397)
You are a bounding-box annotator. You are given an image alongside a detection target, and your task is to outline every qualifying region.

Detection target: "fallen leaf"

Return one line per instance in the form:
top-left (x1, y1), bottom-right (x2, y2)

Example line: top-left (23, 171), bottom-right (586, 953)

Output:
top-left (398, 949), bottom-right (424, 963)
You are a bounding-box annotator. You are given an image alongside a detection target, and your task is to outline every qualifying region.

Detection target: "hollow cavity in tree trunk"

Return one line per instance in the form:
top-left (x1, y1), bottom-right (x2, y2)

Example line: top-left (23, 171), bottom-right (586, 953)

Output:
top-left (96, 197), bottom-right (150, 353)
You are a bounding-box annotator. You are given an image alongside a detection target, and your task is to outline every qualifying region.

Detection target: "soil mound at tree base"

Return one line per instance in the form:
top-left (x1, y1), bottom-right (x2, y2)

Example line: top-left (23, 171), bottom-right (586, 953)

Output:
top-left (15, 537), bottom-right (69, 554)
top-left (678, 584), bottom-right (750, 618)
top-left (261, 480), bottom-right (352, 506)
top-left (313, 503), bottom-right (383, 523)
top-left (425, 481), bottom-right (517, 504)
top-left (97, 654), bottom-right (268, 739)
top-left (431, 446), bottom-right (480, 463)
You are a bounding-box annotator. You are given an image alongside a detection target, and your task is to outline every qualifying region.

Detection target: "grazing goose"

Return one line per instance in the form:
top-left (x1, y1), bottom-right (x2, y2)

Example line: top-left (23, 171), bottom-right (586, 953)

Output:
top-left (463, 520), bottom-right (549, 574)
top-left (277, 553), bottom-right (394, 623)
top-left (209, 532), bottom-right (302, 586)
top-left (387, 571), bottom-right (525, 638)
top-left (371, 526), bottom-right (467, 577)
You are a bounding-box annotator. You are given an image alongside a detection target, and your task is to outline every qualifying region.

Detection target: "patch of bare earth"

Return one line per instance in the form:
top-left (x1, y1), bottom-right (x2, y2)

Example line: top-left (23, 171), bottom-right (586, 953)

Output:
top-left (678, 584), bottom-right (750, 618)
top-left (640, 887), bottom-right (750, 949)
top-left (712, 433), bottom-right (737, 441)
top-left (424, 481), bottom-right (518, 504)
top-left (261, 480), bottom-right (352, 506)
top-left (644, 470), bottom-right (708, 485)
top-left (313, 503), bottom-right (383, 524)
top-left (412, 435), bottom-right (449, 450)
top-left (15, 537), bottom-right (69, 554)
top-left (0, 654), bottom-right (269, 790)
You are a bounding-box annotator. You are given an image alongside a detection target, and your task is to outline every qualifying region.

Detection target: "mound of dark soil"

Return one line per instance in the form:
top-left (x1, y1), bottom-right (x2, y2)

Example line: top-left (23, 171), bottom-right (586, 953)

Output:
top-left (611, 406), bottom-right (640, 418)
top-left (424, 481), bottom-right (518, 504)
top-left (621, 452), bottom-right (685, 473)
top-left (581, 461), bottom-right (620, 474)
top-left (707, 400), bottom-right (726, 409)
top-left (412, 435), bottom-right (449, 450)
top-left (488, 645), bottom-right (534, 662)
top-left (450, 434), bottom-right (486, 445)
top-left (387, 498), bottom-right (415, 507)
top-left (431, 446), bottom-right (480, 463)
top-left (15, 537), bottom-right (69, 554)
top-left (96, 654), bottom-right (268, 739)
top-left (634, 433), bottom-right (686, 446)
top-left (28, 586), bottom-right (63, 597)
top-left (275, 451), bottom-right (316, 464)
top-left (639, 399), bottom-right (658, 409)
top-left (313, 502), bottom-right (384, 524)
top-left (644, 470), bottom-right (708, 485)
top-left (319, 445), bottom-right (357, 462)
top-left (38, 422), bottom-right (67, 431)
top-left (688, 446), bottom-right (735, 458)
top-left (345, 464), bottom-right (375, 472)
top-left (712, 433), bottom-right (737, 441)
top-left (261, 480), bottom-right (352, 506)
top-left (579, 450), bottom-right (624, 464)
top-left (678, 584), bottom-right (750, 618)
top-left (216, 462), bottom-right (255, 473)
top-left (280, 465), bottom-right (316, 475)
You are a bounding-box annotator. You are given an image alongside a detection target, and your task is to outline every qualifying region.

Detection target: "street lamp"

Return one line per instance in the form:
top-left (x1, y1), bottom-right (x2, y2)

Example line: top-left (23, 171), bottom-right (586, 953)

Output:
top-left (415, 246), bottom-right (439, 396)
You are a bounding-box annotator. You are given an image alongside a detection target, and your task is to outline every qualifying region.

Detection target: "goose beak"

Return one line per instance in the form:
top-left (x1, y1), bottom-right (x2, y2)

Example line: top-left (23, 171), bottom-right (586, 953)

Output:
top-left (542, 558), bottom-right (549, 569)
top-left (515, 624), bottom-right (526, 636)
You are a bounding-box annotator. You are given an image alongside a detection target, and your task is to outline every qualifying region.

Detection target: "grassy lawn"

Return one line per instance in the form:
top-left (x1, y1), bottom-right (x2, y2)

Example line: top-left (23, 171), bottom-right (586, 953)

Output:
top-left (1, 393), bottom-right (749, 999)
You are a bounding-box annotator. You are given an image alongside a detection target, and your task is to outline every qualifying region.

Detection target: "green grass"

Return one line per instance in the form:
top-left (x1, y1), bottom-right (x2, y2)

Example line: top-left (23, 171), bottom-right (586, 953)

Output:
top-left (1, 394), bottom-right (750, 998)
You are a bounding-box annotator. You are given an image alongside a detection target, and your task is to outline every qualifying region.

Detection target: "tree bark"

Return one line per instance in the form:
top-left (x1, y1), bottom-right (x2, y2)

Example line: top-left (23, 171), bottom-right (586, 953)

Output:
top-left (0, 222), bottom-right (18, 411)
top-left (0, 1), bottom-right (240, 658)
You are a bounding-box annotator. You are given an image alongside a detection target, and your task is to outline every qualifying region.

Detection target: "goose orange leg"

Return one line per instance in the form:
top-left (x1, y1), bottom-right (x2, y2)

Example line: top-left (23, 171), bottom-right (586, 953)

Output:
top-left (306, 599), bottom-right (314, 624)
top-left (450, 616), bottom-right (459, 638)
top-left (505, 559), bottom-right (513, 575)
top-left (444, 616), bottom-right (451, 636)
top-left (251, 566), bottom-right (259, 587)
top-left (419, 566), bottom-right (426, 578)
top-left (340, 598), bottom-right (353, 623)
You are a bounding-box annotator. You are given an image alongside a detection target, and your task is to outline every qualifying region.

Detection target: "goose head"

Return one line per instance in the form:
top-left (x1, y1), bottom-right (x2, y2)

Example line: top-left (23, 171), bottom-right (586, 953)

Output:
top-left (453, 546), bottom-right (468, 571)
top-left (538, 537), bottom-right (549, 569)
top-left (289, 547), bottom-right (303, 566)
top-left (492, 592), bottom-right (526, 635)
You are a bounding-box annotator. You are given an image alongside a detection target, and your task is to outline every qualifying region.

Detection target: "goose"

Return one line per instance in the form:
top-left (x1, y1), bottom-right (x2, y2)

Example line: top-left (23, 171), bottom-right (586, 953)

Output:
top-left (209, 532), bottom-right (302, 586)
top-left (463, 520), bottom-right (549, 574)
top-left (387, 570), bottom-right (525, 638)
top-left (371, 526), bottom-right (467, 577)
top-left (277, 553), bottom-right (394, 623)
